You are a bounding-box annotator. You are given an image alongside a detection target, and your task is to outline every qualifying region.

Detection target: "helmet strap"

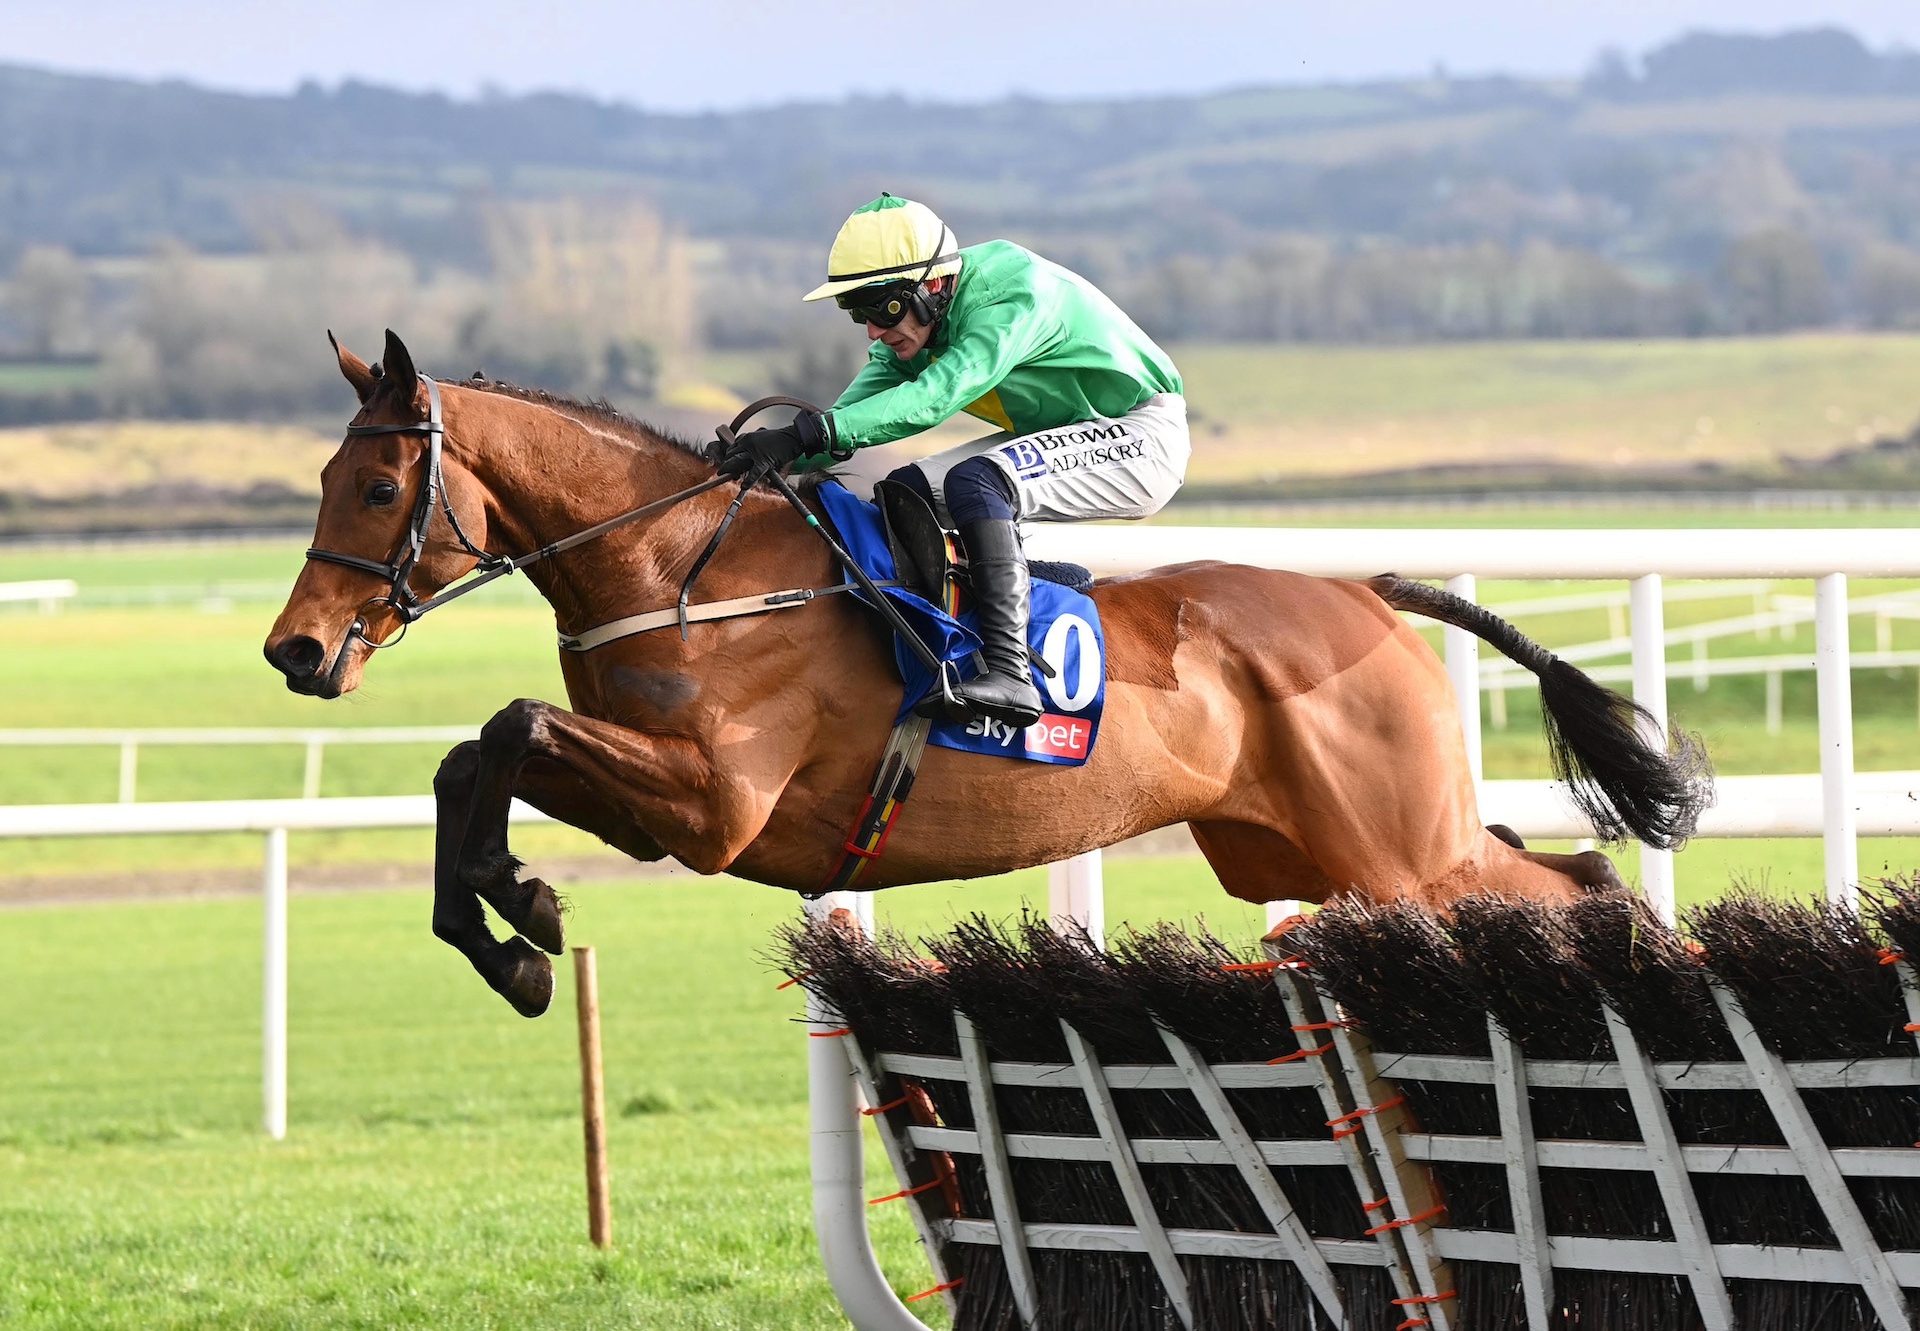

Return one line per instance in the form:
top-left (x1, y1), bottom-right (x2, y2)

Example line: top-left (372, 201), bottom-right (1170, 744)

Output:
top-left (907, 225), bottom-right (957, 330)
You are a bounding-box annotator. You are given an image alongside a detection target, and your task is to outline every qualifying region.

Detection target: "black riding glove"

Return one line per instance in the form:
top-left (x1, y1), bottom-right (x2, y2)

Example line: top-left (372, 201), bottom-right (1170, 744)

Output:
top-left (715, 410), bottom-right (832, 478)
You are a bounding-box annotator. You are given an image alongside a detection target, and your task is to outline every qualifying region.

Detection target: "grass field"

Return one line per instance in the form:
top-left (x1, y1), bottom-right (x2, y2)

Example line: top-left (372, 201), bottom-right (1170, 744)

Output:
top-left (706, 333), bottom-right (1920, 483)
top-left (5, 847), bottom-right (1912, 1330)
top-left (0, 361), bottom-right (98, 394)
top-left (11, 334), bottom-right (1913, 511)
top-left (0, 421), bottom-right (337, 504)
top-left (1170, 335), bottom-right (1920, 480)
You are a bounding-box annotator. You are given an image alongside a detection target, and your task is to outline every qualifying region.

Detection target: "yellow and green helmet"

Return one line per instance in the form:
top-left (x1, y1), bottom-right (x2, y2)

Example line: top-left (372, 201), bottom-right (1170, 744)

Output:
top-left (802, 194), bottom-right (961, 303)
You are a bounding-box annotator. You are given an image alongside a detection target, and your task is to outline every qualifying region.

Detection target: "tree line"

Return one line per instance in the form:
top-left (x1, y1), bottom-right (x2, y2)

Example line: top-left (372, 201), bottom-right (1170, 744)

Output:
top-left (4, 209), bottom-right (1914, 421)
top-left (0, 199), bottom-right (692, 419)
top-left (1104, 226), bottom-right (1896, 343)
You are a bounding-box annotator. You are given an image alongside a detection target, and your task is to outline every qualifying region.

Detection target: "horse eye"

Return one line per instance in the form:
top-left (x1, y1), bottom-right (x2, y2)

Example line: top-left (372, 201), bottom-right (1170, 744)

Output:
top-left (365, 480), bottom-right (399, 507)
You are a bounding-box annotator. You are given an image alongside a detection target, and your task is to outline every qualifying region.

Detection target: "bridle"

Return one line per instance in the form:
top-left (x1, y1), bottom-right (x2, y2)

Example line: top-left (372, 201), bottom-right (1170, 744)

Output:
top-left (301, 379), bottom-right (956, 706)
top-left (305, 374), bottom-right (729, 653)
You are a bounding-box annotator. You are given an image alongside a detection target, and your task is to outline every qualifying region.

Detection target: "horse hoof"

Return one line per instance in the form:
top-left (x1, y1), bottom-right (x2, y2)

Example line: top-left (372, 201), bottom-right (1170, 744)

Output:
top-left (489, 937), bottom-right (554, 1018)
top-left (1487, 823), bottom-right (1527, 850)
top-left (517, 878), bottom-right (567, 955)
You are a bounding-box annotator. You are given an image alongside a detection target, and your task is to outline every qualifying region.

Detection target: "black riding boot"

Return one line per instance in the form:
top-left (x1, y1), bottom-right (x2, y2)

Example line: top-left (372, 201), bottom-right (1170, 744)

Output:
top-left (951, 518), bottom-right (1044, 728)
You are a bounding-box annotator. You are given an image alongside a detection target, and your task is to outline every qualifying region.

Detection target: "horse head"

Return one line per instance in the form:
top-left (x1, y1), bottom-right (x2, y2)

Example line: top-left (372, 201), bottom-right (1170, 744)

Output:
top-left (264, 330), bottom-right (498, 697)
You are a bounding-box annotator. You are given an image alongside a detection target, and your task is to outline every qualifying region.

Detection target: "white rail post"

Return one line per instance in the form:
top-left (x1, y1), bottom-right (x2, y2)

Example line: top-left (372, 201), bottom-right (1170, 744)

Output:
top-left (117, 741), bottom-right (138, 804)
top-left (1443, 574), bottom-right (1483, 785)
top-left (1265, 898), bottom-right (1308, 932)
top-left (1766, 670), bottom-right (1784, 737)
top-left (262, 826), bottom-right (288, 1140)
top-left (1630, 575), bottom-right (1676, 923)
top-left (803, 892), bottom-right (933, 1331)
top-left (1815, 573), bottom-right (1860, 907)
top-left (1048, 851), bottom-right (1105, 949)
top-left (301, 738), bottom-right (325, 801)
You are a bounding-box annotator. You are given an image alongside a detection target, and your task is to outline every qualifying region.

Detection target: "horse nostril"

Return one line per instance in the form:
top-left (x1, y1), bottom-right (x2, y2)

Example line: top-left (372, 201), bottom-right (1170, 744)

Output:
top-left (267, 635), bottom-right (326, 678)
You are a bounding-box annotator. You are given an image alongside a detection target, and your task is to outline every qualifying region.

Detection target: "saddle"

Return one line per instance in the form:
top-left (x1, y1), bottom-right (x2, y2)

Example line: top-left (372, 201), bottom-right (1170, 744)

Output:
top-left (872, 477), bottom-right (1094, 605)
top-left (811, 478), bottom-right (1113, 895)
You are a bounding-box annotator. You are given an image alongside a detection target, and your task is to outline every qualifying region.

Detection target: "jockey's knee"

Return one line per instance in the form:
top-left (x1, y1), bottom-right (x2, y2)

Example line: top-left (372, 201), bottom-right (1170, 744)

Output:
top-left (883, 462), bottom-right (935, 508)
top-left (943, 456), bottom-right (1017, 525)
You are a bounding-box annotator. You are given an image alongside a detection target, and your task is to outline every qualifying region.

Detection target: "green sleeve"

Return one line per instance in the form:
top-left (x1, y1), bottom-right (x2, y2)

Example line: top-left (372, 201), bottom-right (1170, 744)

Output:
top-left (826, 294), bottom-right (1048, 448)
top-left (831, 347), bottom-right (910, 412)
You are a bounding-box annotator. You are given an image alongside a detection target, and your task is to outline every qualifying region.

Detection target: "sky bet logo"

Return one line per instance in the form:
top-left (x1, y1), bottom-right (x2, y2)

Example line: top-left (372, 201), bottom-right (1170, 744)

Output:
top-left (964, 712), bottom-right (1092, 761)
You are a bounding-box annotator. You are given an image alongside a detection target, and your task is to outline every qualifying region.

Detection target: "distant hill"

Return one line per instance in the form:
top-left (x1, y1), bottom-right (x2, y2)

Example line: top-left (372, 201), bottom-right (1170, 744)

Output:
top-left (10, 25), bottom-right (1920, 367)
top-left (4, 27), bottom-right (1920, 264)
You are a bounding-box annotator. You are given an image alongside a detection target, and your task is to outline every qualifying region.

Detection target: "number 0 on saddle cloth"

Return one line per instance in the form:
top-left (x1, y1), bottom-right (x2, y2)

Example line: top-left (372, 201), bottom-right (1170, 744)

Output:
top-left (814, 481), bottom-right (1107, 766)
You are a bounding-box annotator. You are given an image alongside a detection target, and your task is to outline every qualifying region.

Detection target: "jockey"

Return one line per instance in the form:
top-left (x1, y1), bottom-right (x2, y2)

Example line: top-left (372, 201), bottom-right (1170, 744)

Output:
top-left (718, 193), bottom-right (1188, 728)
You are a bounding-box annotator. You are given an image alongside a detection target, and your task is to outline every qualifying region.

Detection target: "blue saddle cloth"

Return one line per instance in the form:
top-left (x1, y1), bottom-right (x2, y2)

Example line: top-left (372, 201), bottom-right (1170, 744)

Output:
top-left (814, 481), bottom-right (1107, 767)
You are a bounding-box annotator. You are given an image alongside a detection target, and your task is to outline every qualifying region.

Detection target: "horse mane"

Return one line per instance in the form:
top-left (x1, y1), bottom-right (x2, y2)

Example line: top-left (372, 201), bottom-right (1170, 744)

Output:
top-left (454, 373), bottom-right (714, 466)
top-left (424, 369), bottom-right (833, 495)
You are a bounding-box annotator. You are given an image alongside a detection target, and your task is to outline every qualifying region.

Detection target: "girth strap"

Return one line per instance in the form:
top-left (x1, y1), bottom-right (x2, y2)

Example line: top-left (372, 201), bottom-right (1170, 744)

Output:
top-left (814, 712), bottom-right (935, 896)
top-left (558, 580), bottom-right (902, 653)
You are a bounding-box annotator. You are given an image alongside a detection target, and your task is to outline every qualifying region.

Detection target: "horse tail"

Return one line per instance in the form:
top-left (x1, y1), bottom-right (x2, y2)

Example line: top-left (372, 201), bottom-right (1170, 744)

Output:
top-left (1367, 574), bottom-right (1713, 849)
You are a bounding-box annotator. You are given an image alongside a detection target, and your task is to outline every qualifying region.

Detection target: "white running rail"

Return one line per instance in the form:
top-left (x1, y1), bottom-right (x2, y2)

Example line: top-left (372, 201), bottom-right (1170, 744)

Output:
top-left (0, 578), bottom-right (76, 612)
top-left (0, 726), bottom-right (478, 802)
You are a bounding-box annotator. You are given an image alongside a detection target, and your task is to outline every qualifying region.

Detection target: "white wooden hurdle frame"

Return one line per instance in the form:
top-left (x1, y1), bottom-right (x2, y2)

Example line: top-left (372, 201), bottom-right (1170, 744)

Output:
top-left (6, 527), bottom-right (1920, 1324)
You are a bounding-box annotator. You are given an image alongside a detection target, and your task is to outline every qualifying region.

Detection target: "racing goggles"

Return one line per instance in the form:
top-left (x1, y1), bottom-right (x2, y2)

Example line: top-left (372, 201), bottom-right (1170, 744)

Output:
top-left (836, 281), bottom-right (920, 328)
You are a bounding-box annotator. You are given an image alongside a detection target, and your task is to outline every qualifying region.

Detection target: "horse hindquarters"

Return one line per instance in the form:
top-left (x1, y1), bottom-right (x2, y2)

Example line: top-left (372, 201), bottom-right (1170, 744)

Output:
top-left (1174, 568), bottom-right (1595, 909)
top-left (1187, 820), bottom-right (1340, 907)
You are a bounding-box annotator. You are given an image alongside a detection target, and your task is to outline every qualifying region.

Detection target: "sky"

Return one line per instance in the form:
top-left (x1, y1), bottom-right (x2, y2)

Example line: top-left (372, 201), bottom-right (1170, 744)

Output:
top-left (11, 0), bottom-right (1920, 111)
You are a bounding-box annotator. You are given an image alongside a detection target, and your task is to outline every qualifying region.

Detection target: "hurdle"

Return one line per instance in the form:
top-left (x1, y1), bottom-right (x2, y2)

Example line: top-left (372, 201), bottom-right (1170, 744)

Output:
top-left (799, 524), bottom-right (1920, 1329)
top-left (794, 892), bottom-right (1920, 1330)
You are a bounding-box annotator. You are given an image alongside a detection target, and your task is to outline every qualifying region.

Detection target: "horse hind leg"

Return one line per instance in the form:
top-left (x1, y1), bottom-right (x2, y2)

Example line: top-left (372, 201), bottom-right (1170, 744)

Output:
top-left (1523, 847), bottom-right (1628, 894)
top-left (1189, 821), bottom-right (1340, 910)
top-left (1481, 824), bottom-right (1627, 894)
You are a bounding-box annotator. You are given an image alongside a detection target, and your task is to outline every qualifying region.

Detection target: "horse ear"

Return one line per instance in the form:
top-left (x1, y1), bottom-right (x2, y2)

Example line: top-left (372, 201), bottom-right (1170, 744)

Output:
top-left (329, 330), bottom-right (377, 404)
top-left (379, 328), bottom-right (425, 415)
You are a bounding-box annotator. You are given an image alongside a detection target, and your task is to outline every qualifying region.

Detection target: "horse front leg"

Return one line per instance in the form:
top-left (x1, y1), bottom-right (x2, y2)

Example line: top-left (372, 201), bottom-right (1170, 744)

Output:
top-left (475, 748), bottom-right (678, 952)
top-left (431, 740), bottom-right (556, 1018)
top-left (448, 697), bottom-right (759, 1016)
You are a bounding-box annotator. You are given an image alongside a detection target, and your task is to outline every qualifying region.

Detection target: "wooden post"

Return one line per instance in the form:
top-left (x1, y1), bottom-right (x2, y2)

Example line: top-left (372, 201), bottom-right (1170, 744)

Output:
top-left (573, 946), bottom-right (612, 1248)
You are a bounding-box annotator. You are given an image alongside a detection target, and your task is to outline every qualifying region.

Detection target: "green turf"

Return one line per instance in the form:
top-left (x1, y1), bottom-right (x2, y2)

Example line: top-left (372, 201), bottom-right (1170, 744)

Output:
top-left (2, 849), bottom-right (1910, 1328)
top-left (1174, 502), bottom-right (1920, 529)
top-left (706, 334), bottom-right (1920, 483)
top-left (0, 361), bottom-right (98, 394)
top-left (0, 863), bottom-right (1259, 1330)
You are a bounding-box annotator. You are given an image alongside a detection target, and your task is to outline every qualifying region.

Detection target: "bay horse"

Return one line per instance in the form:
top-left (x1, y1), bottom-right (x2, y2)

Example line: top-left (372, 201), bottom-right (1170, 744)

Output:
top-left (265, 331), bottom-right (1710, 1018)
